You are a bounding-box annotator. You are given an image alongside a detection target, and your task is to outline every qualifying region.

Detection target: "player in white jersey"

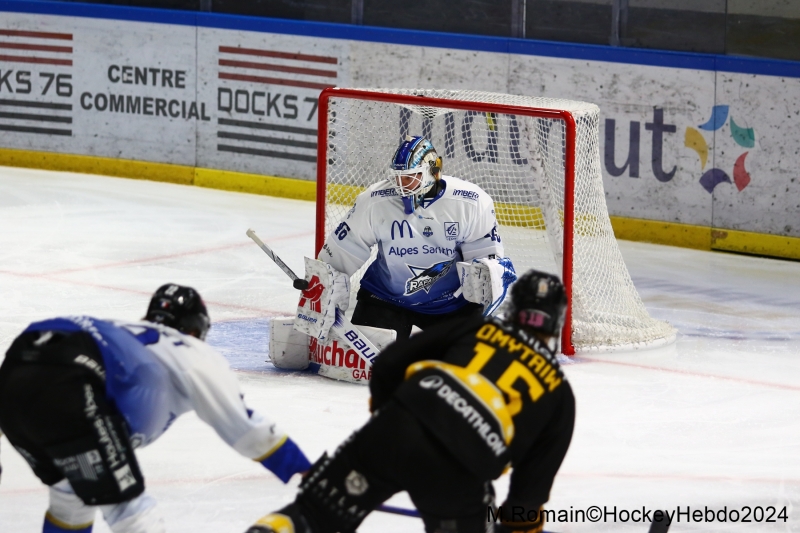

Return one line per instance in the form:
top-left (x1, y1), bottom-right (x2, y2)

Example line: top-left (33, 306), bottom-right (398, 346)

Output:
top-left (0, 284), bottom-right (311, 533)
top-left (299, 136), bottom-right (516, 341)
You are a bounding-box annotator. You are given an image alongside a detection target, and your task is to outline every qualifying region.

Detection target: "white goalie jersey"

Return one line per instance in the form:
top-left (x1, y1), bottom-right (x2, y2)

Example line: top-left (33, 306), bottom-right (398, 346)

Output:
top-left (318, 176), bottom-right (504, 314)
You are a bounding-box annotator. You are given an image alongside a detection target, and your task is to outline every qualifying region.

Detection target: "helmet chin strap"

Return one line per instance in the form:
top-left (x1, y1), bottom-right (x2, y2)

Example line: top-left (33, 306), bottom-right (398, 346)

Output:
top-left (401, 178), bottom-right (441, 214)
top-left (400, 178), bottom-right (441, 215)
top-left (402, 196), bottom-right (416, 215)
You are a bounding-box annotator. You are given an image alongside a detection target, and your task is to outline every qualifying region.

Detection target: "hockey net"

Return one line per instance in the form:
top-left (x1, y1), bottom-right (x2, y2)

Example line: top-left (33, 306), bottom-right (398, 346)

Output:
top-left (315, 88), bottom-right (675, 354)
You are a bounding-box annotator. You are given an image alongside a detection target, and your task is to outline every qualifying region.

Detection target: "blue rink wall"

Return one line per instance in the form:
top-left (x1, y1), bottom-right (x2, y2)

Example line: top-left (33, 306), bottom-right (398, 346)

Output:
top-left (0, 0), bottom-right (799, 260)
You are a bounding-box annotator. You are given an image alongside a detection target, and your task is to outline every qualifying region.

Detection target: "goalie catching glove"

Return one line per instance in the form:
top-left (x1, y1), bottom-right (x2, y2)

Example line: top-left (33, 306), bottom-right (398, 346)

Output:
top-left (293, 258), bottom-right (350, 341)
top-left (457, 257), bottom-right (517, 315)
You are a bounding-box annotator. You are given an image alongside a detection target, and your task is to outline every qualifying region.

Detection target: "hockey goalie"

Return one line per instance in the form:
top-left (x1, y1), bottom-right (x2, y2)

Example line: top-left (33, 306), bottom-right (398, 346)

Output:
top-left (269, 135), bottom-right (517, 384)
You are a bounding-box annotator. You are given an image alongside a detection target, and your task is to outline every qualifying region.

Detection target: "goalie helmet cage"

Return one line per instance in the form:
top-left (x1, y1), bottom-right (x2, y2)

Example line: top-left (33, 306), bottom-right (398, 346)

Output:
top-left (314, 88), bottom-right (675, 355)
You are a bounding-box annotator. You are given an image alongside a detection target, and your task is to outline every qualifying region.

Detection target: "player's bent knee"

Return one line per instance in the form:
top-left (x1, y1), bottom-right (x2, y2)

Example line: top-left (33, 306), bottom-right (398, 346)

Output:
top-left (99, 492), bottom-right (164, 533)
top-left (296, 450), bottom-right (394, 533)
top-left (45, 480), bottom-right (97, 533)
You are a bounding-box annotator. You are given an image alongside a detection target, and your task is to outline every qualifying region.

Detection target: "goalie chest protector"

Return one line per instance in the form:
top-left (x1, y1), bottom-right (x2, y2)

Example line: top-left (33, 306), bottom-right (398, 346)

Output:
top-left (323, 176), bottom-right (503, 314)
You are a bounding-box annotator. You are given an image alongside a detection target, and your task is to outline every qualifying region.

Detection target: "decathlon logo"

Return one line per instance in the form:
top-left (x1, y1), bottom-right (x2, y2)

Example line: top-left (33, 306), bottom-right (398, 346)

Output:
top-left (298, 275), bottom-right (323, 313)
top-left (427, 380), bottom-right (508, 457)
top-left (444, 222), bottom-right (459, 241)
top-left (418, 375), bottom-right (444, 390)
top-left (391, 220), bottom-right (414, 239)
top-left (404, 260), bottom-right (453, 295)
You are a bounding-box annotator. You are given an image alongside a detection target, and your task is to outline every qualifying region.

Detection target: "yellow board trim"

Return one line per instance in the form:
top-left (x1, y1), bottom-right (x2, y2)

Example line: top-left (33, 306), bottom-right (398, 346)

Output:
top-left (194, 168), bottom-right (315, 201)
top-left (2, 147), bottom-right (798, 261)
top-left (610, 215), bottom-right (800, 260)
top-left (0, 147), bottom-right (315, 200)
top-left (609, 215), bottom-right (712, 250)
top-left (0, 147), bottom-right (194, 185)
top-left (711, 227), bottom-right (800, 261)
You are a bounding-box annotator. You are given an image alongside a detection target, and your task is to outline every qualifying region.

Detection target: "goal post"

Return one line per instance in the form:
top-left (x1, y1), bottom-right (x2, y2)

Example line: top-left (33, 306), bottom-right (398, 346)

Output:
top-left (315, 87), bottom-right (675, 354)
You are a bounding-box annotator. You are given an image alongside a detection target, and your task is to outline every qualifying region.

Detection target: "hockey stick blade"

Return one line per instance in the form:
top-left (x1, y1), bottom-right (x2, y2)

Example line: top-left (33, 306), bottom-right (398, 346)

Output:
top-left (246, 229), bottom-right (309, 290)
top-left (377, 504), bottom-right (420, 518)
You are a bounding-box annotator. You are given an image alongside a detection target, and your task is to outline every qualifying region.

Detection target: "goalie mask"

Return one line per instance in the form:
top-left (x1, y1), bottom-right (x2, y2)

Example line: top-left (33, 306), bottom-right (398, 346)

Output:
top-left (506, 270), bottom-right (567, 337)
top-left (145, 283), bottom-right (210, 340)
top-left (388, 135), bottom-right (442, 214)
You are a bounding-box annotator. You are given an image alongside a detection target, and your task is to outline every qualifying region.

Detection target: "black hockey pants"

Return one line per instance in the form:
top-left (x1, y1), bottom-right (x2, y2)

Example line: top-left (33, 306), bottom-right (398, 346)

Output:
top-left (0, 330), bottom-right (144, 505)
top-left (351, 288), bottom-right (484, 339)
top-left (287, 401), bottom-right (494, 533)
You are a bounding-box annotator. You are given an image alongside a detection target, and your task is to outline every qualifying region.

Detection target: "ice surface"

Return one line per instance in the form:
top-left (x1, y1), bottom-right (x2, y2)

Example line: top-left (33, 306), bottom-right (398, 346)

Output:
top-left (1, 167), bottom-right (799, 532)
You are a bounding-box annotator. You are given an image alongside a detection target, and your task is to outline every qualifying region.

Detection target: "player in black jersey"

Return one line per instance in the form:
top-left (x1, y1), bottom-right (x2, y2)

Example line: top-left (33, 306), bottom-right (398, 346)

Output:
top-left (246, 269), bottom-right (575, 533)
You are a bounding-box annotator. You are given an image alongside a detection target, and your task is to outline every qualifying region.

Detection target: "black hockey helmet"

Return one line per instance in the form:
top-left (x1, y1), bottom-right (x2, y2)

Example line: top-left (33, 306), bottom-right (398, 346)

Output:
top-left (505, 269), bottom-right (567, 337)
top-left (145, 284), bottom-right (210, 340)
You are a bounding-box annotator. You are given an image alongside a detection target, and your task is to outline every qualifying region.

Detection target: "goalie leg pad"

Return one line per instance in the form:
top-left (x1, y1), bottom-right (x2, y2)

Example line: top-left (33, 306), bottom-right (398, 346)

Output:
top-left (293, 258), bottom-right (350, 342)
top-left (269, 317), bottom-right (310, 370)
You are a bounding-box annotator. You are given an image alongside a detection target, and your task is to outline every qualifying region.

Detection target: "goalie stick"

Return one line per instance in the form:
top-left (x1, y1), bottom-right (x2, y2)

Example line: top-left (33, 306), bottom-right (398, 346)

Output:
top-left (247, 229), bottom-right (309, 291)
top-left (246, 228), bottom-right (381, 367)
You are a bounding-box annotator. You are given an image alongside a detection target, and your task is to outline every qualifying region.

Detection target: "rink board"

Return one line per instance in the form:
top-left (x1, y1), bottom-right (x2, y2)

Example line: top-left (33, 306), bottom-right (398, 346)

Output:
top-left (0, 1), bottom-right (799, 255)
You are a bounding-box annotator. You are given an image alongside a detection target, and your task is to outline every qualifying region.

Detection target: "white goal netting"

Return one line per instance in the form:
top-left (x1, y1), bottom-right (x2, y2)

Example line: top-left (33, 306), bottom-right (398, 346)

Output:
top-left (318, 88), bottom-right (675, 353)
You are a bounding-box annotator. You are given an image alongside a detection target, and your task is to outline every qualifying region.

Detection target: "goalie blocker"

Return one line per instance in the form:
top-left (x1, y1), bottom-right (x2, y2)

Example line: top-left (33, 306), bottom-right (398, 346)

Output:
top-left (292, 258), bottom-right (350, 343)
top-left (456, 257), bottom-right (517, 316)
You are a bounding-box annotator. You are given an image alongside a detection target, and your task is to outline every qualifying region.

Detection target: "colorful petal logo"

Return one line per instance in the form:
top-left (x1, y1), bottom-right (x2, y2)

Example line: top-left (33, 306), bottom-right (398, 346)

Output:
top-left (684, 127), bottom-right (709, 169)
top-left (698, 105), bottom-right (729, 131)
top-left (733, 152), bottom-right (752, 191)
top-left (730, 118), bottom-right (755, 148)
top-left (686, 105), bottom-right (756, 193)
top-left (699, 168), bottom-right (731, 193)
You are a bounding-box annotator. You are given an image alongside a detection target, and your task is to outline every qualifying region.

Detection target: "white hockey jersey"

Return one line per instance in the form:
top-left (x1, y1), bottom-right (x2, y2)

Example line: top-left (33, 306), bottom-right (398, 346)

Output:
top-left (319, 176), bottom-right (504, 314)
top-left (23, 317), bottom-right (289, 462)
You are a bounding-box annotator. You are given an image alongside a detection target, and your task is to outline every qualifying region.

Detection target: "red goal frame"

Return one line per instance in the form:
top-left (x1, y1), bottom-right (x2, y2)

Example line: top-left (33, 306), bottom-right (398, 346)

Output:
top-left (315, 88), bottom-right (578, 355)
